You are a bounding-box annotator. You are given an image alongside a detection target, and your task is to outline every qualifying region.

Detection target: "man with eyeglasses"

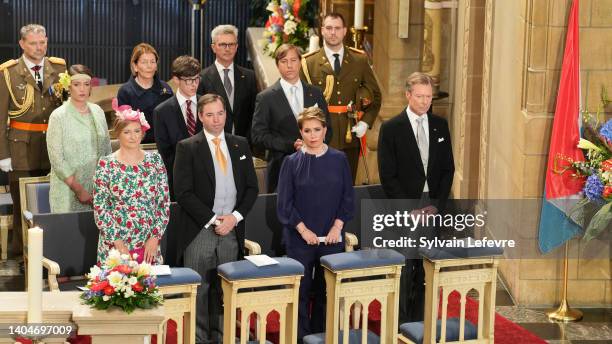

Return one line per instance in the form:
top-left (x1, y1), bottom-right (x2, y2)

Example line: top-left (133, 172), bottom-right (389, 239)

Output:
top-left (153, 55), bottom-right (203, 202)
top-left (300, 12), bottom-right (381, 183)
top-left (197, 24), bottom-right (257, 144)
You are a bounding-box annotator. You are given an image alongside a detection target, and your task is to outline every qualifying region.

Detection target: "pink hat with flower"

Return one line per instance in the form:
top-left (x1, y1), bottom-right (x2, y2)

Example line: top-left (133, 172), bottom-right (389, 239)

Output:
top-left (112, 98), bottom-right (151, 132)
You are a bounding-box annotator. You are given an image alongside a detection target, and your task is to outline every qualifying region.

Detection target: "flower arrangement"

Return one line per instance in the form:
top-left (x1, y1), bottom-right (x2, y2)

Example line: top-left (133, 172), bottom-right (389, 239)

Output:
top-left (80, 249), bottom-right (162, 313)
top-left (49, 72), bottom-right (70, 100)
top-left (555, 88), bottom-right (612, 241)
top-left (260, 0), bottom-right (310, 57)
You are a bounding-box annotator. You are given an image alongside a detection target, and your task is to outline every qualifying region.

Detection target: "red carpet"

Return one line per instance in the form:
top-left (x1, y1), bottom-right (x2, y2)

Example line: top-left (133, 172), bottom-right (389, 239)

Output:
top-left (15, 292), bottom-right (545, 344)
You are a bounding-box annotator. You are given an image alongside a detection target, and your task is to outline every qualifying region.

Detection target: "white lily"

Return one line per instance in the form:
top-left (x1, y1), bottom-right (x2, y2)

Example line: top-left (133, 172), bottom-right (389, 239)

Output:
top-left (577, 138), bottom-right (601, 152)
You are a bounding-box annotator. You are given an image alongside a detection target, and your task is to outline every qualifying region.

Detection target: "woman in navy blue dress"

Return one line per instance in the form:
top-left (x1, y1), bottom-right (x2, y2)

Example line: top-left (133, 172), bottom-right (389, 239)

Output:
top-left (117, 43), bottom-right (173, 143)
top-left (277, 106), bottom-right (354, 338)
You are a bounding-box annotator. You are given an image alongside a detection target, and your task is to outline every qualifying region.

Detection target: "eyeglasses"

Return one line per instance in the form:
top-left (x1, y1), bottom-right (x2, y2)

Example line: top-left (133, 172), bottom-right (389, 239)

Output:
top-left (323, 26), bottom-right (344, 32)
top-left (179, 76), bottom-right (200, 85)
top-left (216, 42), bottom-right (237, 49)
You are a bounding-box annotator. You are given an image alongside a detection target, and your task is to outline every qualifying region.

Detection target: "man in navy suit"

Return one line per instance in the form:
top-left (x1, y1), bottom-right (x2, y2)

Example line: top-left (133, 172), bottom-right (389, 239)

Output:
top-left (378, 72), bottom-right (455, 323)
top-left (154, 55), bottom-right (203, 199)
top-left (251, 43), bottom-right (332, 192)
top-left (197, 24), bottom-right (257, 141)
top-left (174, 94), bottom-right (258, 344)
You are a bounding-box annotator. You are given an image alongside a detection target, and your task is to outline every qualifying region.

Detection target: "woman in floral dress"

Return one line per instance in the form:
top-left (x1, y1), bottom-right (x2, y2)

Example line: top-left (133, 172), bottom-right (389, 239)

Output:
top-left (93, 99), bottom-right (170, 264)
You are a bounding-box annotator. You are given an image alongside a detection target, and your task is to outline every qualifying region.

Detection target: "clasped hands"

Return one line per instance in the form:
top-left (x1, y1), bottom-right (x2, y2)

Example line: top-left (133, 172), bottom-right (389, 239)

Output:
top-left (296, 219), bottom-right (344, 246)
top-left (114, 237), bottom-right (159, 264)
top-left (213, 214), bottom-right (238, 236)
top-left (65, 175), bottom-right (92, 205)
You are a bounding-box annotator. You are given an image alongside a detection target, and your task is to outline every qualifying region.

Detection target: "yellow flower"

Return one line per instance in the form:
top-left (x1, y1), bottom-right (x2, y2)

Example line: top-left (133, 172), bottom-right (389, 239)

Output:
top-left (105, 249), bottom-right (121, 268)
top-left (107, 271), bottom-right (124, 288)
top-left (58, 72), bottom-right (71, 91)
top-left (137, 263), bottom-right (151, 277)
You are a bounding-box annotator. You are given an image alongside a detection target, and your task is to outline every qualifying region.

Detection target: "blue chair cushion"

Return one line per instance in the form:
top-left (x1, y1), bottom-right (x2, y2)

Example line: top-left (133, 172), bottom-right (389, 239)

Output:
top-left (419, 238), bottom-right (503, 260)
top-left (320, 249), bottom-right (405, 271)
top-left (218, 257), bottom-right (304, 281)
top-left (0, 192), bottom-right (13, 215)
top-left (235, 339), bottom-right (272, 344)
top-left (26, 182), bottom-right (50, 214)
top-left (303, 329), bottom-right (380, 344)
top-left (399, 318), bottom-right (477, 344)
top-left (156, 267), bottom-right (201, 287)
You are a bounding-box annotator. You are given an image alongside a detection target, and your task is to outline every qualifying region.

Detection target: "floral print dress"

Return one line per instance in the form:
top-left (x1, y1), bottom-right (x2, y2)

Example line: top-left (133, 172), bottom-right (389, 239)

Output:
top-left (93, 151), bottom-right (170, 264)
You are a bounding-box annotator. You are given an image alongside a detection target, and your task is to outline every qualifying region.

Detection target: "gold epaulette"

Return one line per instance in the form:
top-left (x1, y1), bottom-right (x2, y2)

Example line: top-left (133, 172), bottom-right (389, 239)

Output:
top-left (0, 59), bottom-right (17, 72)
top-left (348, 47), bottom-right (365, 54)
top-left (48, 57), bottom-right (66, 65)
top-left (302, 49), bottom-right (319, 59)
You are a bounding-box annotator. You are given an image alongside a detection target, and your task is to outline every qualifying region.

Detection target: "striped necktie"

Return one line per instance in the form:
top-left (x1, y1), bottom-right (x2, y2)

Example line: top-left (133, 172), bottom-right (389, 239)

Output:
top-left (185, 99), bottom-right (196, 136)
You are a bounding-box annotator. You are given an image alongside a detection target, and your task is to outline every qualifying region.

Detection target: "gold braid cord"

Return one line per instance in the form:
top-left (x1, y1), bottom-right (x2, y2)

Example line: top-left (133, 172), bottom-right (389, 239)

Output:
top-left (301, 58), bottom-right (312, 85)
top-left (3, 70), bottom-right (34, 118)
top-left (323, 75), bottom-right (334, 103)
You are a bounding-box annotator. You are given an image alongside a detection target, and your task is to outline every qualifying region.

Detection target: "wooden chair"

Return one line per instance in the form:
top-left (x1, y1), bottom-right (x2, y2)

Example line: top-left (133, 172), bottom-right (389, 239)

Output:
top-left (18, 175), bottom-right (51, 277)
top-left (398, 243), bottom-right (502, 344)
top-left (303, 249), bottom-right (405, 344)
top-left (0, 171), bottom-right (13, 260)
top-left (218, 257), bottom-right (304, 344)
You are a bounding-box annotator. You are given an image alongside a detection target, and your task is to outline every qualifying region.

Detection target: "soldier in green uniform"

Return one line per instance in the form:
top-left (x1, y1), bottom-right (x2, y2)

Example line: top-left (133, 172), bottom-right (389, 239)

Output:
top-left (300, 12), bottom-right (381, 183)
top-left (0, 24), bottom-right (66, 255)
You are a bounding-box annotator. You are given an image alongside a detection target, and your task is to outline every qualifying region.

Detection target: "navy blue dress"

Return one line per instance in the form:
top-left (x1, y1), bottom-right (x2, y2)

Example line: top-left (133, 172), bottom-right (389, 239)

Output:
top-left (117, 75), bottom-right (173, 143)
top-left (277, 146), bottom-right (354, 337)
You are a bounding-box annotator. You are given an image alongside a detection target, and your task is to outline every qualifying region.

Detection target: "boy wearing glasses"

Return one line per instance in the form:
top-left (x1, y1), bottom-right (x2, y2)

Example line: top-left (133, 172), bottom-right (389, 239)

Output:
top-left (153, 55), bottom-right (203, 201)
top-left (198, 24), bottom-right (257, 143)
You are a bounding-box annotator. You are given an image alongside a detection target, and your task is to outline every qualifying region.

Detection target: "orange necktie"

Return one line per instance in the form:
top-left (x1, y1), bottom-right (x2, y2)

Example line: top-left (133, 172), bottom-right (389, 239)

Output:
top-left (212, 137), bottom-right (228, 175)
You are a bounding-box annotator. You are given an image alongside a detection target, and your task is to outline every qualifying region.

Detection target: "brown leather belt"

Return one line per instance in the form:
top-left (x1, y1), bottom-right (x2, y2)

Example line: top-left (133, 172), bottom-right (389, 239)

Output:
top-left (328, 105), bottom-right (348, 114)
top-left (10, 121), bottom-right (48, 132)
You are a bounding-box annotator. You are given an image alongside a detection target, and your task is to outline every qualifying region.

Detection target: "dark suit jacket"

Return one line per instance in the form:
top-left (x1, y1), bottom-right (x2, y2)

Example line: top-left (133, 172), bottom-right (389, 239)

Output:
top-left (197, 64), bottom-right (257, 139)
top-left (251, 80), bottom-right (332, 192)
top-left (378, 111), bottom-right (454, 208)
top-left (173, 132), bottom-right (259, 259)
top-left (153, 95), bottom-right (202, 199)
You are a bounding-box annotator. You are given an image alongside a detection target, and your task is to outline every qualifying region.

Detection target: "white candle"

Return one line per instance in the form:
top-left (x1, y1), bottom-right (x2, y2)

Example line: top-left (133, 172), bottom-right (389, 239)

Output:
top-left (309, 35), bottom-right (320, 53)
top-left (354, 0), bottom-right (365, 29)
top-left (27, 227), bottom-right (43, 324)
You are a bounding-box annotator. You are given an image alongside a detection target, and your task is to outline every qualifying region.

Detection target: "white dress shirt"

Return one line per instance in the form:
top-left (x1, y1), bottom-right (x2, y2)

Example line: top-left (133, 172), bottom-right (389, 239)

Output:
top-left (406, 106), bottom-right (430, 192)
top-left (324, 43), bottom-right (344, 68)
top-left (202, 129), bottom-right (244, 228)
top-left (176, 89), bottom-right (198, 126)
top-left (23, 55), bottom-right (44, 84)
top-left (215, 60), bottom-right (234, 90)
top-left (215, 60), bottom-right (234, 103)
top-left (279, 78), bottom-right (304, 116)
top-left (215, 60), bottom-right (235, 132)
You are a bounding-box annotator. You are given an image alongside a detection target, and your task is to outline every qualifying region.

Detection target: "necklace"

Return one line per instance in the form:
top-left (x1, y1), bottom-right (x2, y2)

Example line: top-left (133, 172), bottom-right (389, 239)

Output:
top-left (71, 101), bottom-right (89, 114)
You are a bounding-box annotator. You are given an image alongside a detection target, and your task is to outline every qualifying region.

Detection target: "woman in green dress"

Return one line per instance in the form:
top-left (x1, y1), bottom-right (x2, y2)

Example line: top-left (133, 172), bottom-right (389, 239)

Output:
top-left (47, 64), bottom-right (111, 212)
